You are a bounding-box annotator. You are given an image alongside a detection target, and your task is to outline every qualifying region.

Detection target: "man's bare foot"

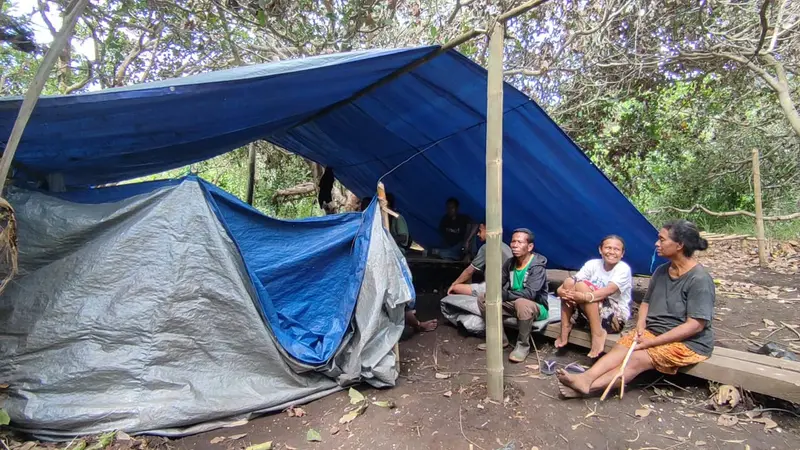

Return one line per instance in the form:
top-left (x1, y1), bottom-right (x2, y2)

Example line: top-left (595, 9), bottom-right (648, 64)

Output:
top-left (587, 329), bottom-right (607, 358)
top-left (557, 381), bottom-right (585, 399)
top-left (418, 319), bottom-right (438, 332)
top-left (556, 369), bottom-right (591, 396)
top-left (554, 325), bottom-right (572, 349)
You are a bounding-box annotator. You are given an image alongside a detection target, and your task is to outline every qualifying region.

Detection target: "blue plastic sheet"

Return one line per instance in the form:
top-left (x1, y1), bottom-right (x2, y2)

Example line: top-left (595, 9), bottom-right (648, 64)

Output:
top-left (0, 46), bottom-right (662, 273)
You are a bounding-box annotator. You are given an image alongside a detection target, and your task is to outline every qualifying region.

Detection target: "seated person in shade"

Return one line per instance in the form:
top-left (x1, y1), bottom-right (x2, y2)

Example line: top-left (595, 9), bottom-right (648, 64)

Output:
top-left (555, 235), bottom-right (633, 358)
top-left (447, 222), bottom-right (512, 297)
top-left (476, 228), bottom-right (548, 363)
top-left (557, 220), bottom-right (714, 399)
top-left (385, 193), bottom-right (411, 254)
top-left (431, 197), bottom-right (473, 261)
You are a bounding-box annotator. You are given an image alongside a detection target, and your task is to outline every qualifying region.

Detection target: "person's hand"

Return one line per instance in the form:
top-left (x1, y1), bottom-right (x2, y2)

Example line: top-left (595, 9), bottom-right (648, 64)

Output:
top-left (447, 284), bottom-right (456, 295)
top-left (636, 322), bottom-right (646, 340)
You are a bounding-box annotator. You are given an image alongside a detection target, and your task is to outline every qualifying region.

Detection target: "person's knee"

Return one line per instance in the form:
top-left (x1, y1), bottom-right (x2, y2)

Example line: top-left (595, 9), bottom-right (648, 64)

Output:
top-left (513, 298), bottom-right (534, 320)
top-left (574, 281), bottom-right (591, 293)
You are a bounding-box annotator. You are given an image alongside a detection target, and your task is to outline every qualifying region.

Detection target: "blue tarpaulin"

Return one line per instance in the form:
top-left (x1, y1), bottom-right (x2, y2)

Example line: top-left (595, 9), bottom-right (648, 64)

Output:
top-left (0, 46), bottom-right (661, 273)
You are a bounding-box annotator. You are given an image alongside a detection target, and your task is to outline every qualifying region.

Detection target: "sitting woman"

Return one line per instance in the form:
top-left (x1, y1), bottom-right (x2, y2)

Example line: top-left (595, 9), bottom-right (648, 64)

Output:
top-left (555, 235), bottom-right (633, 358)
top-left (557, 219), bottom-right (714, 399)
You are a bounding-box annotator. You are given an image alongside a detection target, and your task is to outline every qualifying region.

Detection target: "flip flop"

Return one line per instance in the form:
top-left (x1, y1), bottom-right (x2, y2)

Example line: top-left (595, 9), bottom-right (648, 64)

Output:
top-left (541, 360), bottom-right (557, 376)
top-left (563, 362), bottom-right (586, 374)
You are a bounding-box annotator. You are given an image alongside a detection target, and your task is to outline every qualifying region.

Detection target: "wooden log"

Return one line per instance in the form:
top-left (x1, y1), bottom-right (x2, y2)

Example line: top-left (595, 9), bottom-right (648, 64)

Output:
top-left (0, 0), bottom-right (91, 192)
top-left (541, 324), bottom-right (800, 404)
top-left (752, 149), bottom-right (767, 267)
top-left (484, 21), bottom-right (505, 401)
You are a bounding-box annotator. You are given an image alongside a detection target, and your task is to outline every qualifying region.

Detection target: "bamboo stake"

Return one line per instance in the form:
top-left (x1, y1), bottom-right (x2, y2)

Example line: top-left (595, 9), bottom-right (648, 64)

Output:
top-left (752, 149), bottom-right (767, 267)
top-left (377, 181), bottom-right (400, 372)
top-left (246, 143), bottom-right (256, 205)
top-left (484, 21), bottom-right (505, 401)
top-left (600, 340), bottom-right (637, 401)
top-left (0, 0), bottom-right (91, 192)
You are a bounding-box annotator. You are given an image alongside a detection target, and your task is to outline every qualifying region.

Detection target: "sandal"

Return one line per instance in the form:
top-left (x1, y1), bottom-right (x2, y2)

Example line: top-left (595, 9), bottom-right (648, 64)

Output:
top-left (541, 360), bottom-right (557, 376)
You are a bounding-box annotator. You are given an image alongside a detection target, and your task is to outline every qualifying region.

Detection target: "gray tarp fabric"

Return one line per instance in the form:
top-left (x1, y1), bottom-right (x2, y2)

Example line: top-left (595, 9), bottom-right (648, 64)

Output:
top-left (440, 293), bottom-right (562, 334)
top-left (0, 179), bottom-right (411, 438)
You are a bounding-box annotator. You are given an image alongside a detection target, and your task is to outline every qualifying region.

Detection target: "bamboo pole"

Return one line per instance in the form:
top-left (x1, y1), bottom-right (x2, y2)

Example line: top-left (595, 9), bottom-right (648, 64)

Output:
top-left (246, 143), bottom-right (257, 205)
top-left (0, 0), bottom-right (91, 192)
top-left (752, 149), bottom-right (767, 267)
top-left (484, 21), bottom-right (505, 401)
top-left (377, 181), bottom-right (401, 372)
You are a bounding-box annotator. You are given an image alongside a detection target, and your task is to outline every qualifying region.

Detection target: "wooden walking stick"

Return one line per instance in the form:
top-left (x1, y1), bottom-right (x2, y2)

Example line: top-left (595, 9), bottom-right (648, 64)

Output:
top-left (600, 338), bottom-right (638, 401)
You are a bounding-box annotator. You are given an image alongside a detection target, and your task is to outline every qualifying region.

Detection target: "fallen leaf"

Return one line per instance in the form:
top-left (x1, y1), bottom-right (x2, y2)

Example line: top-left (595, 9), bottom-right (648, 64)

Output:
top-left (349, 388), bottom-right (365, 405)
top-left (443, 390), bottom-right (452, 398)
top-left (86, 432), bottom-right (116, 450)
top-left (744, 410), bottom-right (761, 419)
top-left (635, 409), bottom-right (651, 418)
top-left (372, 400), bottom-right (396, 409)
top-left (210, 437), bottom-right (226, 444)
top-left (339, 402), bottom-right (367, 424)
top-left (68, 440), bottom-right (87, 450)
top-left (116, 431), bottom-right (133, 442)
top-left (434, 372), bottom-right (451, 379)
top-left (750, 331), bottom-right (761, 337)
top-left (329, 426), bottom-right (340, 435)
top-left (713, 385), bottom-right (741, 409)
top-left (306, 429), bottom-right (322, 442)
top-left (0, 408), bottom-right (9, 426)
top-left (287, 407), bottom-right (306, 417)
top-left (223, 419), bottom-right (250, 428)
top-left (245, 442), bottom-right (273, 450)
top-left (752, 417), bottom-right (778, 431)
top-left (717, 414), bottom-right (738, 427)
top-left (229, 434), bottom-right (247, 440)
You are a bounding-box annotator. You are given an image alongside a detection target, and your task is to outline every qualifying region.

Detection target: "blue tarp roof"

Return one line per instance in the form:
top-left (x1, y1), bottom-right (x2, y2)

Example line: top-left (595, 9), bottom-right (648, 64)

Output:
top-left (0, 46), bottom-right (661, 273)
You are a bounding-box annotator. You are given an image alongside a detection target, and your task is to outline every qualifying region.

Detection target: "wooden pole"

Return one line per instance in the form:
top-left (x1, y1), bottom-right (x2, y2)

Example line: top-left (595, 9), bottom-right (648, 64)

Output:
top-left (377, 181), bottom-right (401, 372)
top-left (752, 149), bottom-right (767, 267)
top-left (0, 0), bottom-right (91, 192)
top-left (246, 143), bottom-right (257, 205)
top-left (484, 21), bottom-right (505, 401)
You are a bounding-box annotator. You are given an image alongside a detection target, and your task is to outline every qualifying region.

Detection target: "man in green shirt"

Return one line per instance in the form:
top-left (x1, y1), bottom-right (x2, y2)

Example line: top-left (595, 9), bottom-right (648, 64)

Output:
top-left (477, 228), bottom-right (549, 363)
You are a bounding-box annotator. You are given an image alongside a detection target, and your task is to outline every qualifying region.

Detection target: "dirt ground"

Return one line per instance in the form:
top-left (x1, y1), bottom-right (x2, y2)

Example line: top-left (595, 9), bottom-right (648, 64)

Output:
top-left (169, 238), bottom-right (800, 450)
top-left (4, 238), bottom-right (799, 450)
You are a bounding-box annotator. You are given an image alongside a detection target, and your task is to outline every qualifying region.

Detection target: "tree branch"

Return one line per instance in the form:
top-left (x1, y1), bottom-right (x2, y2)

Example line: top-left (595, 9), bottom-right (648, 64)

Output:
top-left (648, 204), bottom-right (800, 221)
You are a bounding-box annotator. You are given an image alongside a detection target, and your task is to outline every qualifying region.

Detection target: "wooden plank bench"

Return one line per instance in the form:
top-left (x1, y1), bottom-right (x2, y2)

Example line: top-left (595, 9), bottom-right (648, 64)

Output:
top-left (541, 324), bottom-right (800, 404)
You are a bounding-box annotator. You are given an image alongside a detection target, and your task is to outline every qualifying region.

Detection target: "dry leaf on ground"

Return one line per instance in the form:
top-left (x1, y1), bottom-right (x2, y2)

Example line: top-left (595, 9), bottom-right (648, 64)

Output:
top-left (752, 417), bottom-right (778, 432)
top-left (287, 407), bottom-right (306, 417)
top-left (348, 388), bottom-right (365, 405)
top-left (245, 442), bottom-right (273, 450)
top-left (443, 390), bottom-right (452, 398)
top-left (635, 408), bottom-right (651, 418)
top-left (306, 429), bottom-right (322, 442)
top-left (717, 414), bottom-right (738, 427)
top-left (329, 426), bottom-right (340, 435)
top-left (372, 400), bottom-right (396, 409)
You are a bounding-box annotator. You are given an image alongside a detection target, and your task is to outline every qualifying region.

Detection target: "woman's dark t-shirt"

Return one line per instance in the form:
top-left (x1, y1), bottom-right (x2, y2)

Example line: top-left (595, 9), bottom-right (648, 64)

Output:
top-left (643, 263), bottom-right (716, 356)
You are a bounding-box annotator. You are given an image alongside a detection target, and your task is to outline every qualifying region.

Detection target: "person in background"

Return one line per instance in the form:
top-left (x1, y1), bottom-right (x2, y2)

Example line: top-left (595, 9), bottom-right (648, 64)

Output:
top-left (447, 222), bottom-right (512, 297)
top-left (432, 197), bottom-right (473, 261)
top-left (360, 197), bottom-right (372, 212)
top-left (477, 228), bottom-right (549, 363)
top-left (386, 193), bottom-right (411, 254)
top-left (555, 235), bottom-right (633, 358)
top-left (557, 220), bottom-right (714, 399)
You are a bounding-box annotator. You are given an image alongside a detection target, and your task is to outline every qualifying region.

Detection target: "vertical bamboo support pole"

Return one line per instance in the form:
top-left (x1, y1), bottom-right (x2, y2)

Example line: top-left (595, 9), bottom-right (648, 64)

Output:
top-left (485, 21), bottom-right (505, 401)
top-left (0, 0), bottom-right (90, 192)
top-left (752, 149), bottom-right (767, 267)
top-left (246, 143), bottom-right (257, 205)
top-left (377, 181), bottom-right (401, 372)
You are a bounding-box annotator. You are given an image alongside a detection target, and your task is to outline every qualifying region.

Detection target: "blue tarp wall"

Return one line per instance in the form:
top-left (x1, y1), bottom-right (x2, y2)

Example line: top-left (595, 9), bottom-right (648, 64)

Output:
top-left (33, 176), bottom-right (382, 365)
top-left (0, 46), bottom-right (662, 273)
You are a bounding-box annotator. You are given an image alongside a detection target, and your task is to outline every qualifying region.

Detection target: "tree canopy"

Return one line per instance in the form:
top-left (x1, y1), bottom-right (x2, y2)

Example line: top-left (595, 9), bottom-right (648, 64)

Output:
top-left (1, 0), bottom-right (798, 234)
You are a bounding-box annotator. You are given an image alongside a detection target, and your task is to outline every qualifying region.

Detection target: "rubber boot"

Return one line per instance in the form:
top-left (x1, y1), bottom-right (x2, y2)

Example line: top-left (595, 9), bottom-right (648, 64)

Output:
top-left (477, 329), bottom-right (509, 350)
top-left (509, 319), bottom-right (533, 363)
